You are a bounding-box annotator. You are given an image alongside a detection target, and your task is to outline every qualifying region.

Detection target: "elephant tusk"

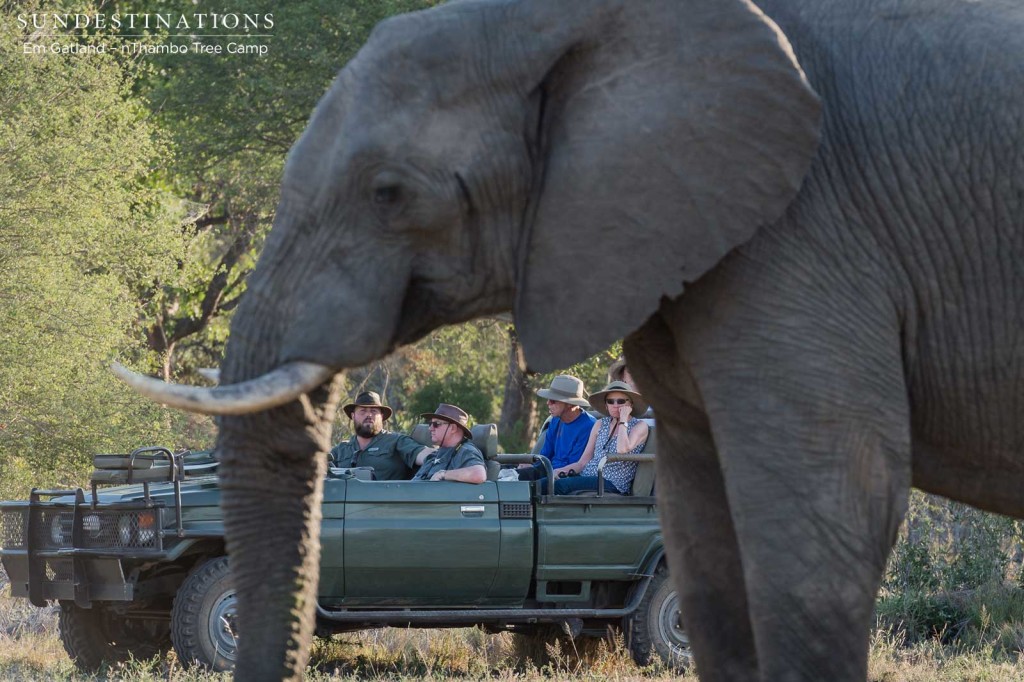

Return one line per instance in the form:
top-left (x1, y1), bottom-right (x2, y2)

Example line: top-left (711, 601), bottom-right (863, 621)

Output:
top-left (196, 368), bottom-right (221, 384)
top-left (110, 361), bottom-right (336, 415)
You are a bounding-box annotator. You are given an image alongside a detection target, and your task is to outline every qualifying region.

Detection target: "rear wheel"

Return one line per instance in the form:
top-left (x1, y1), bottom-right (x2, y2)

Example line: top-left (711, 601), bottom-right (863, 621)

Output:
top-left (625, 564), bottom-right (691, 669)
top-left (59, 603), bottom-right (170, 671)
top-left (171, 556), bottom-right (238, 671)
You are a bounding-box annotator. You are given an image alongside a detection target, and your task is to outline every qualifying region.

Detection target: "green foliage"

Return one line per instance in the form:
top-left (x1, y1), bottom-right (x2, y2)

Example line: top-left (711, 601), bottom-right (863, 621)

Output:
top-left (0, 2), bottom-right (191, 487)
top-left (115, 0), bottom-right (442, 376)
top-left (879, 491), bottom-right (1024, 649)
top-left (407, 377), bottom-right (494, 431)
top-left (884, 492), bottom-right (1024, 596)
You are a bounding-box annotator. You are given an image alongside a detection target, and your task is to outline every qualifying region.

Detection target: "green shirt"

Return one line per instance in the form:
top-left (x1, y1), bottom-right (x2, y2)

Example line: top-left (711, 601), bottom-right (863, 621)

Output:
top-left (412, 441), bottom-right (485, 481)
top-left (329, 431), bottom-right (426, 480)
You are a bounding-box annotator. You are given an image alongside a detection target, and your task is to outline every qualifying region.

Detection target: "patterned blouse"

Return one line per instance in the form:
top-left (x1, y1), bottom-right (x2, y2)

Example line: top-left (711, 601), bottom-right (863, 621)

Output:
top-left (581, 417), bottom-right (646, 493)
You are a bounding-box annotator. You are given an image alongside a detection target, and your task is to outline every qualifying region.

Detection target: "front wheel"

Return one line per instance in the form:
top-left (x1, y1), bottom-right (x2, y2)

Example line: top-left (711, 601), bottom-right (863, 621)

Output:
top-left (625, 564), bottom-right (692, 670)
top-left (59, 603), bottom-right (170, 671)
top-left (171, 556), bottom-right (238, 671)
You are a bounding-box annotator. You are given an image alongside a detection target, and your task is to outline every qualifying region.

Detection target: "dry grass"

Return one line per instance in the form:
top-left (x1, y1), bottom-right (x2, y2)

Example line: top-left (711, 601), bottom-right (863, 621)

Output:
top-left (0, 571), bottom-right (1021, 681)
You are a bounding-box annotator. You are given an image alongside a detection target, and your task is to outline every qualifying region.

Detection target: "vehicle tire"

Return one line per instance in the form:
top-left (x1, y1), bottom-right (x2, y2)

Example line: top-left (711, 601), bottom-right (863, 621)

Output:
top-left (59, 602), bottom-right (170, 671)
top-left (625, 564), bottom-right (692, 670)
top-left (171, 556), bottom-right (238, 671)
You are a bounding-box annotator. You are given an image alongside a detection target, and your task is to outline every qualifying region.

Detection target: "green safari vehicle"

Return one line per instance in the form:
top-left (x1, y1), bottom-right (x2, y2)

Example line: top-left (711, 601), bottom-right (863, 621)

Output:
top-left (0, 422), bottom-right (687, 672)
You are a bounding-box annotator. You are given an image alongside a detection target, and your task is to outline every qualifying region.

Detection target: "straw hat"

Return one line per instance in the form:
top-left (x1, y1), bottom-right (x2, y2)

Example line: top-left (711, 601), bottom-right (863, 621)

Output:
top-left (588, 381), bottom-right (648, 417)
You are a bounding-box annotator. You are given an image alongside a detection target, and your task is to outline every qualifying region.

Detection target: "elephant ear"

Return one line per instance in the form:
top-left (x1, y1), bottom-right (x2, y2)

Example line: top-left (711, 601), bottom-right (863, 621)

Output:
top-left (513, 0), bottom-right (821, 371)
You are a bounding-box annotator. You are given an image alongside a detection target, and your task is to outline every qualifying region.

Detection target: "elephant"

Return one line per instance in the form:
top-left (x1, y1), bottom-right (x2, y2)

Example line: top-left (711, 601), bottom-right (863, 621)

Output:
top-left (116, 0), bottom-right (1024, 679)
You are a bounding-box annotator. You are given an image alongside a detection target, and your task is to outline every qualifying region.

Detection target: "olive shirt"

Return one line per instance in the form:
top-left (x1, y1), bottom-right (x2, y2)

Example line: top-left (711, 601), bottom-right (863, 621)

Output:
top-left (412, 440), bottom-right (485, 481)
top-left (329, 431), bottom-right (426, 480)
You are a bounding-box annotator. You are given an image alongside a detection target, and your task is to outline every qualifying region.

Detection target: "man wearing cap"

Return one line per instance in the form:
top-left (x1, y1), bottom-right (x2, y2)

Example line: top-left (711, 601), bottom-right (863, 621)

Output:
top-left (413, 403), bottom-right (487, 483)
top-left (329, 391), bottom-right (434, 480)
top-left (519, 375), bottom-right (597, 481)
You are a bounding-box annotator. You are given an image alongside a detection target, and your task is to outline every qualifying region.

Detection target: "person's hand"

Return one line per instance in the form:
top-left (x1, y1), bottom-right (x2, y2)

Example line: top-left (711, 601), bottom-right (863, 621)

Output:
top-left (619, 402), bottom-right (633, 422)
top-left (430, 470), bottom-right (447, 481)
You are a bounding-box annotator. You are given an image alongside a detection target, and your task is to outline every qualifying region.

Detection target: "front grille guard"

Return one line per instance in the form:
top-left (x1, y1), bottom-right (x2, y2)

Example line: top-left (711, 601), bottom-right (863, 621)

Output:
top-left (6, 447), bottom-right (215, 608)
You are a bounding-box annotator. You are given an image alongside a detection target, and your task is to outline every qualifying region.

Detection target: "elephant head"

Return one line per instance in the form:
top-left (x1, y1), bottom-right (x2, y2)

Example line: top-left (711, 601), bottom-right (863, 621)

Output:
top-left (118, 0), bottom-right (820, 678)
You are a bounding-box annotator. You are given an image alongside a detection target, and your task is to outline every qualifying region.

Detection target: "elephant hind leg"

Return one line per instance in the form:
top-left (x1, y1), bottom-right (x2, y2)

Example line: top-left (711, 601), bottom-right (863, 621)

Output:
top-left (626, 323), bottom-right (759, 682)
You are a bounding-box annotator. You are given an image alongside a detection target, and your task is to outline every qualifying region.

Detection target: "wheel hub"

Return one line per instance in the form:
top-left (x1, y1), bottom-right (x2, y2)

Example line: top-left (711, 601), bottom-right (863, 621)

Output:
top-left (209, 590), bottom-right (239, 661)
top-left (657, 591), bottom-right (692, 662)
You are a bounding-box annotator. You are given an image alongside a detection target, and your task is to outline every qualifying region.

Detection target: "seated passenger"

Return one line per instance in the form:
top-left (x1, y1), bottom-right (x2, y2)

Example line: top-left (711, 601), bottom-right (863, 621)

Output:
top-left (412, 404), bottom-right (487, 484)
top-left (540, 381), bottom-right (649, 495)
top-left (607, 356), bottom-right (654, 419)
top-left (518, 375), bottom-right (596, 481)
top-left (329, 391), bottom-right (434, 479)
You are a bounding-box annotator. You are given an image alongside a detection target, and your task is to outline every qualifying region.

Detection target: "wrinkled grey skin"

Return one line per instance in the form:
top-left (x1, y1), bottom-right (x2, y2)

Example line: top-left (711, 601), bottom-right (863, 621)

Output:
top-left (214, 0), bottom-right (1024, 679)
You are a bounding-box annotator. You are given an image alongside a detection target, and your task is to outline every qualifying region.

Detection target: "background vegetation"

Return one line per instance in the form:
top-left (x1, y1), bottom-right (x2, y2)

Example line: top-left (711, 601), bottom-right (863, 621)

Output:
top-left (2, 1), bottom-right (1024, 677)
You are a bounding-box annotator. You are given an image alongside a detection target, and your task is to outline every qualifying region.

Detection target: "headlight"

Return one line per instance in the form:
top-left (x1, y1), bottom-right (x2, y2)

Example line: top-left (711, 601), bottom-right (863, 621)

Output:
top-left (50, 515), bottom-right (67, 545)
top-left (82, 514), bottom-right (101, 535)
top-left (117, 515), bottom-right (133, 545)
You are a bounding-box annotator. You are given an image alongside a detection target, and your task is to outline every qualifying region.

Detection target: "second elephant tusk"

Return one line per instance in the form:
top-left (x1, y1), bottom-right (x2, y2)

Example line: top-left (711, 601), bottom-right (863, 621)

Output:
top-left (111, 361), bottom-right (335, 416)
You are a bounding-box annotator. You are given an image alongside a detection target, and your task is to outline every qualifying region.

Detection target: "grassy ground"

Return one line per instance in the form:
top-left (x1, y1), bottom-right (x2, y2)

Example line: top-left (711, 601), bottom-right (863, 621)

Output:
top-left (1, 573), bottom-right (1023, 681)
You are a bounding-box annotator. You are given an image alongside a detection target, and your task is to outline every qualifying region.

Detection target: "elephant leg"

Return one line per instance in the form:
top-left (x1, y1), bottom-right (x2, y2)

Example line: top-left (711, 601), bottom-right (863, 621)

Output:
top-left (217, 381), bottom-right (341, 682)
top-left (626, 320), bottom-right (759, 681)
top-left (672, 308), bottom-right (911, 680)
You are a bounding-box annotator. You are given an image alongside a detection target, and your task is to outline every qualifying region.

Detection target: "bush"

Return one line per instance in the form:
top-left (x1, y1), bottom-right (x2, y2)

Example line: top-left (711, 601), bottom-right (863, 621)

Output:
top-left (407, 376), bottom-right (496, 430)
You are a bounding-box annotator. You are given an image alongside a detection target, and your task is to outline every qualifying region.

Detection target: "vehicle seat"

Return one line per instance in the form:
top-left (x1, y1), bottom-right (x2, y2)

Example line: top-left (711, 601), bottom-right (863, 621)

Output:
top-left (630, 423), bottom-right (656, 496)
top-left (471, 423), bottom-right (500, 481)
top-left (531, 416), bottom-right (552, 454)
top-left (410, 423), bottom-right (432, 447)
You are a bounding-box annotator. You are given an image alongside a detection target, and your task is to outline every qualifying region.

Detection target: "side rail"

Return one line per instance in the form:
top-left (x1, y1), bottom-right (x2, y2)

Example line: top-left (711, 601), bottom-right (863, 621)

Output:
top-left (495, 454), bottom-right (555, 494)
top-left (599, 452), bottom-right (656, 497)
top-left (493, 453), bottom-right (657, 498)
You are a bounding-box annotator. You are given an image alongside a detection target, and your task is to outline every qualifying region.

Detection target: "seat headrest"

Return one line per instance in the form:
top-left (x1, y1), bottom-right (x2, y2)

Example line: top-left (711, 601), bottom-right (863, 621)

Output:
top-left (410, 423), bottom-right (432, 447)
top-left (640, 421), bottom-right (656, 453)
top-left (470, 423), bottom-right (498, 460)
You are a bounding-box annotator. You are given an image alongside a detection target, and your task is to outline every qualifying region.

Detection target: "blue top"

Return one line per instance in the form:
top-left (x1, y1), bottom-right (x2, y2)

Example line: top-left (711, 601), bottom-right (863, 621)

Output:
top-left (540, 411), bottom-right (597, 470)
top-left (581, 417), bottom-right (645, 493)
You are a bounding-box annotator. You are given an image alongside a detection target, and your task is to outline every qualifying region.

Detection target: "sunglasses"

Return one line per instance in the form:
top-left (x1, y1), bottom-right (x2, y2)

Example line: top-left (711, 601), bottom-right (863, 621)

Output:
top-left (428, 421), bottom-right (448, 429)
top-left (605, 398), bottom-right (631, 405)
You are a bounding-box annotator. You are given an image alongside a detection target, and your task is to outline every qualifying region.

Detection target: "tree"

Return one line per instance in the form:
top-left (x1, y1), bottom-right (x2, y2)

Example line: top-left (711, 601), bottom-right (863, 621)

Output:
top-left (114, 0), bottom-right (441, 380)
top-left (0, 2), bottom-right (186, 491)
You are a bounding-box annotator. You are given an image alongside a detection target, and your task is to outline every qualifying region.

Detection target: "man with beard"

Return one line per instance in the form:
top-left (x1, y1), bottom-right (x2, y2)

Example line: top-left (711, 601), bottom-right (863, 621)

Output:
top-left (329, 391), bottom-right (434, 479)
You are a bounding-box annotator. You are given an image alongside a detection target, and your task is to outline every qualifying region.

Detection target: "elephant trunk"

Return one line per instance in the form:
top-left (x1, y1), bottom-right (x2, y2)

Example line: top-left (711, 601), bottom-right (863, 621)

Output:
top-left (214, 280), bottom-right (346, 681)
top-left (217, 375), bottom-right (344, 681)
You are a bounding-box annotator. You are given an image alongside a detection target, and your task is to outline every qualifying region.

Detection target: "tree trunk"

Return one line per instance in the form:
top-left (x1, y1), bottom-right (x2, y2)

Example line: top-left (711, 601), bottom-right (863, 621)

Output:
top-left (498, 326), bottom-right (538, 452)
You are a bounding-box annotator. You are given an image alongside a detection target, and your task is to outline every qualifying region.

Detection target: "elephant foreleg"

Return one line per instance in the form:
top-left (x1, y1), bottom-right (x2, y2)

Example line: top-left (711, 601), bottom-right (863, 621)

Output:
top-left (677, 313), bottom-right (911, 679)
top-left (626, 323), bottom-right (759, 681)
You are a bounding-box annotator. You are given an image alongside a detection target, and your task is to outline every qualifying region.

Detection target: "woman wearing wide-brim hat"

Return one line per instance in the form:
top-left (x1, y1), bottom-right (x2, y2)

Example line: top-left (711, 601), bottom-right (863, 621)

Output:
top-left (538, 380), bottom-right (650, 495)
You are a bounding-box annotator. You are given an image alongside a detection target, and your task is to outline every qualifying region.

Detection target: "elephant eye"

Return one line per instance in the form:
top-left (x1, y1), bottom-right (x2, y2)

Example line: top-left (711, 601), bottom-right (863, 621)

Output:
top-left (373, 185), bottom-right (401, 206)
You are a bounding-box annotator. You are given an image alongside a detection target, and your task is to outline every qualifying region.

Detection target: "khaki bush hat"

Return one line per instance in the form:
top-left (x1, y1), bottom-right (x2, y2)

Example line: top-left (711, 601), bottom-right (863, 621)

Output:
top-left (536, 375), bottom-right (590, 408)
top-left (342, 391), bottom-right (393, 420)
top-left (420, 403), bottom-right (473, 439)
top-left (588, 380), bottom-right (648, 417)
